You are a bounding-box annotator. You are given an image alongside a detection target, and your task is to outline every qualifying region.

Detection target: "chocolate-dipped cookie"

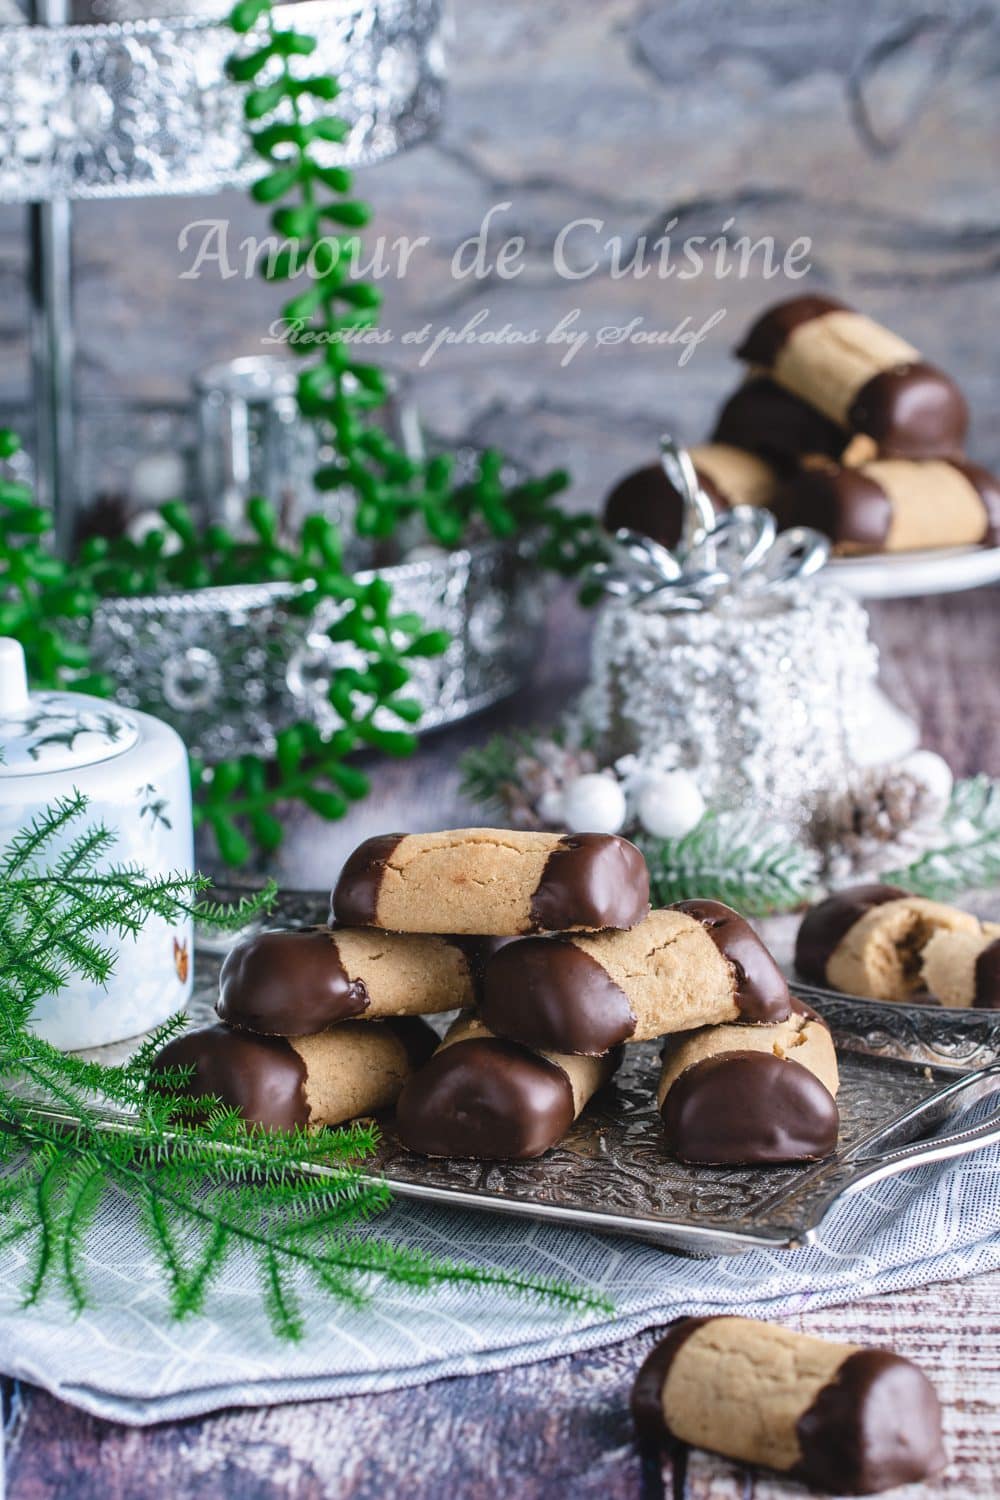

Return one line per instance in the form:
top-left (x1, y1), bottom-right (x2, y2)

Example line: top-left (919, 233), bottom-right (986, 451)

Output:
top-left (919, 923), bottom-right (1000, 1009)
top-left (632, 1316), bottom-right (946, 1494)
top-left (712, 374), bottom-right (849, 470)
top-left (480, 900), bottom-right (790, 1055)
top-left (217, 926), bottom-right (476, 1036)
top-left (783, 457), bottom-right (1000, 554)
top-left (796, 884), bottom-right (979, 1001)
top-left (151, 1018), bottom-right (437, 1131)
top-left (332, 829), bottom-right (650, 936)
top-left (602, 444), bottom-right (778, 549)
top-left (395, 1016), bottom-right (619, 1160)
top-left (736, 294), bottom-right (968, 460)
top-left (656, 1004), bottom-right (839, 1163)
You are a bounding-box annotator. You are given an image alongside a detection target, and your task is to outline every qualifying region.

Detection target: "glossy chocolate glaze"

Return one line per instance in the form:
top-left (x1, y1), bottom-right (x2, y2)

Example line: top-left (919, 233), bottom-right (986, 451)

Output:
top-left (848, 362), bottom-right (968, 459)
top-left (331, 833), bottom-right (404, 926)
top-left (631, 1318), bottom-right (711, 1444)
top-left (395, 1036), bottom-right (577, 1160)
top-left (735, 293), bottom-right (846, 365)
top-left (480, 936), bottom-right (636, 1055)
top-left (382, 1016), bottom-right (441, 1070)
top-left (603, 464), bottom-right (687, 550)
top-left (955, 459), bottom-right (1000, 545)
top-left (150, 1024), bottom-right (309, 1130)
top-left (532, 834), bottom-right (650, 933)
top-left (217, 928), bottom-right (368, 1036)
top-left (795, 1349), bottom-right (946, 1493)
top-left (974, 937), bottom-right (1000, 1010)
top-left (660, 1050), bottom-right (839, 1164)
top-left (783, 464), bottom-right (892, 550)
top-left (712, 376), bottom-right (846, 469)
top-left (671, 899), bottom-right (790, 1021)
top-left (795, 884), bottom-right (908, 985)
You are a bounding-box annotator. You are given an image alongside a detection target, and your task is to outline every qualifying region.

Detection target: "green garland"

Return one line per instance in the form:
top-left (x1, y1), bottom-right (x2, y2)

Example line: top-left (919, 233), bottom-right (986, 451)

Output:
top-left (0, 795), bottom-right (606, 1337)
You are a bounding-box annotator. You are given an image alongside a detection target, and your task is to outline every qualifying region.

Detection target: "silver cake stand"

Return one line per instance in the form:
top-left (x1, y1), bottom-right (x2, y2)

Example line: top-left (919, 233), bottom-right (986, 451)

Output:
top-left (1, 0), bottom-right (446, 543)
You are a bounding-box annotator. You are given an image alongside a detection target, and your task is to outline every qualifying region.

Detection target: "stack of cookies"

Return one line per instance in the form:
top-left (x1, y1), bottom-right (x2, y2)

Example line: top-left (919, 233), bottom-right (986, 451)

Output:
top-left (604, 293), bottom-right (1000, 557)
top-left (154, 829), bottom-right (842, 1168)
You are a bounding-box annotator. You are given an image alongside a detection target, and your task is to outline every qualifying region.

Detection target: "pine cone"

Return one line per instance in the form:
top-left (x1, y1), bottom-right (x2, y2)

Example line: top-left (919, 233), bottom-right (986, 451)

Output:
top-left (810, 764), bottom-right (948, 881)
top-left (500, 740), bottom-right (598, 829)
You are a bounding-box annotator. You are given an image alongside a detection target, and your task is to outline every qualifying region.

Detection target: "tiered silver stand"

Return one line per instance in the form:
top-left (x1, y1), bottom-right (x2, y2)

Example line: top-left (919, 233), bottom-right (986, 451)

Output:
top-left (1, 1), bottom-right (547, 750)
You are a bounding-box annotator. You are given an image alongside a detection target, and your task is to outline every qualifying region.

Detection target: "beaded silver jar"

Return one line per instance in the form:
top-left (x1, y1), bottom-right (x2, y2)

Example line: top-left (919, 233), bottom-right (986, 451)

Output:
top-left (578, 583), bottom-right (879, 832)
top-left (85, 535), bottom-right (548, 762)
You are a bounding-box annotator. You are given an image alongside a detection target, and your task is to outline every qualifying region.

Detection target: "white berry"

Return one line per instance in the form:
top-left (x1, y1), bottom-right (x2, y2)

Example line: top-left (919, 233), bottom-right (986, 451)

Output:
top-left (560, 773), bottom-right (628, 835)
top-left (636, 771), bottom-right (705, 840)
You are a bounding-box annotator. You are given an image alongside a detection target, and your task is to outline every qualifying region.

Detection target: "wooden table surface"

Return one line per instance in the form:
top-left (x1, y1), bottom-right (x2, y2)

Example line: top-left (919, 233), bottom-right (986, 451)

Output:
top-left (3, 584), bottom-right (1000, 1500)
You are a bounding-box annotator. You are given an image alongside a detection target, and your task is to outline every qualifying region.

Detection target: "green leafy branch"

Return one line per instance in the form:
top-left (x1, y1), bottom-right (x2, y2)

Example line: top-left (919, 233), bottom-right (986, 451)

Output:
top-left (225, 0), bottom-right (602, 572)
top-left (0, 796), bottom-right (609, 1336)
top-left (635, 814), bottom-right (821, 916)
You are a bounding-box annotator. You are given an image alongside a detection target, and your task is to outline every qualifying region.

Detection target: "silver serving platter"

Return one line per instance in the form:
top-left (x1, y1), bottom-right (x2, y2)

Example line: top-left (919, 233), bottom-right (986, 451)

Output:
top-left (0, 0), bottom-right (446, 202)
top-left (171, 891), bottom-right (1000, 1258)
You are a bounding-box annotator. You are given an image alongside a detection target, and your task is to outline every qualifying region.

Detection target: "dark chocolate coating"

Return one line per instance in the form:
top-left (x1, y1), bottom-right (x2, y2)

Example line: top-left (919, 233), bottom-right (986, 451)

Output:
top-left (217, 928), bottom-right (368, 1036)
top-left (974, 937), bottom-right (1000, 1010)
top-left (660, 1051), bottom-right (839, 1164)
top-left (382, 1016), bottom-right (442, 1071)
top-left (631, 1318), bottom-right (711, 1444)
top-left (396, 1037), bottom-right (577, 1160)
top-left (331, 833), bottom-right (404, 926)
top-left (603, 463), bottom-right (724, 550)
top-left (735, 293), bottom-right (846, 365)
top-left (150, 1024), bottom-right (309, 1131)
top-left (795, 884), bottom-right (908, 985)
top-left (955, 459), bottom-right (1000, 545)
top-left (671, 899), bottom-right (790, 1021)
top-left (480, 936), bottom-right (636, 1055)
top-left (532, 834), bottom-right (650, 933)
top-left (782, 464), bottom-right (892, 550)
top-left (712, 376), bottom-right (846, 470)
top-left (848, 362), bottom-right (968, 460)
top-left (795, 1349), bottom-right (946, 1493)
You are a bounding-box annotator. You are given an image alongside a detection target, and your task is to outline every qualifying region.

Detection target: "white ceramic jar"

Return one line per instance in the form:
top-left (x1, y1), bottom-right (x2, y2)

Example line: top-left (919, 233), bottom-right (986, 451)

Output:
top-left (0, 637), bottom-right (194, 1050)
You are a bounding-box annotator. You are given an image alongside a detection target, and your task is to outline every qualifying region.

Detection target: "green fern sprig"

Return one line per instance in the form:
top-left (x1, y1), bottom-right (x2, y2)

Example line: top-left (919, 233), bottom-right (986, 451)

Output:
top-left (0, 797), bottom-right (610, 1337)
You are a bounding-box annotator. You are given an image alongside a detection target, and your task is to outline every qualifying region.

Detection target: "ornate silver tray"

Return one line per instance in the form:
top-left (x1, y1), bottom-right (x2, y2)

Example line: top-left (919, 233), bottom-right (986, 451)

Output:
top-left (167, 891), bottom-right (1000, 1259)
top-left (85, 534), bottom-right (548, 762)
top-left (0, 0), bottom-right (446, 202)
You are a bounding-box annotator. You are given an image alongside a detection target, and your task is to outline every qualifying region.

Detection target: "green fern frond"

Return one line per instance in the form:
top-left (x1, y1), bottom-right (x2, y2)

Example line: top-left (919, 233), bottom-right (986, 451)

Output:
top-left (886, 775), bottom-right (1000, 898)
top-left (637, 811), bottom-right (821, 916)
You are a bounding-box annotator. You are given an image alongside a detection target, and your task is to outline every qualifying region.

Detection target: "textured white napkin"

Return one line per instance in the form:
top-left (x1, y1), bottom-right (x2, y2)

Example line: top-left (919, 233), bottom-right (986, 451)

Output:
top-left (0, 1107), bottom-right (997, 1426)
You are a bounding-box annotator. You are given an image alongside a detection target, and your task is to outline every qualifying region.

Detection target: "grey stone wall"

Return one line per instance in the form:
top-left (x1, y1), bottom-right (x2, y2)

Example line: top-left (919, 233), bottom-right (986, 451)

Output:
top-left (2, 0), bottom-right (999, 515)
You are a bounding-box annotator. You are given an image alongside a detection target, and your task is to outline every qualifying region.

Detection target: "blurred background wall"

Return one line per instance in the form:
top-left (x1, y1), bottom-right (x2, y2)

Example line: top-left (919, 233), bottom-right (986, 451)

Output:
top-left (1, 0), bottom-right (998, 512)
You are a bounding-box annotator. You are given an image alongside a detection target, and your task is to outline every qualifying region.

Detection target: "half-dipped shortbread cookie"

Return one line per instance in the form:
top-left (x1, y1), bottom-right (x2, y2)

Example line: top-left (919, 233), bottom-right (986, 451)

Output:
top-left (217, 927), bottom-right (476, 1035)
top-left (332, 829), bottom-right (650, 935)
top-left (632, 1316), bottom-right (946, 1494)
top-left (656, 1002), bottom-right (839, 1164)
top-left (395, 1016), bottom-right (619, 1160)
top-left (151, 1018), bottom-right (437, 1131)
top-left (480, 900), bottom-right (791, 1055)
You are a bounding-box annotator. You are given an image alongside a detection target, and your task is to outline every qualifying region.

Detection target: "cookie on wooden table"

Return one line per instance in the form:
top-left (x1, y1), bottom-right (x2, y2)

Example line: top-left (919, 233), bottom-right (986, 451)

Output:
top-left (632, 1315), bottom-right (946, 1494)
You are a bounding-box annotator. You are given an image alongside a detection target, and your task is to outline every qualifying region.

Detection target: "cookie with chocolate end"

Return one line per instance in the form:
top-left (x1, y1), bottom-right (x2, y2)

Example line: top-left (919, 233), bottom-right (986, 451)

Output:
top-left (712, 375), bottom-right (849, 470)
top-left (331, 828), bottom-right (650, 936)
top-left (736, 295), bottom-right (967, 460)
top-left (151, 1018), bottom-right (437, 1132)
top-left (919, 923), bottom-right (1000, 1009)
top-left (632, 1315), bottom-right (946, 1494)
top-left (395, 1016), bottom-right (619, 1160)
top-left (783, 457), bottom-right (1000, 554)
top-left (656, 1005), bottom-right (840, 1164)
top-left (480, 901), bottom-right (790, 1056)
top-left (216, 926), bottom-right (476, 1036)
top-left (602, 444), bottom-right (777, 549)
top-left (796, 885), bottom-right (979, 1001)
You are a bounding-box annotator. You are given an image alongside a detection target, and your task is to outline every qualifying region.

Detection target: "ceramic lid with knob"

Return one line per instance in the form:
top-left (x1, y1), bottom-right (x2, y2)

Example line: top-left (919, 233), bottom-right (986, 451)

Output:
top-left (0, 637), bottom-right (140, 777)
